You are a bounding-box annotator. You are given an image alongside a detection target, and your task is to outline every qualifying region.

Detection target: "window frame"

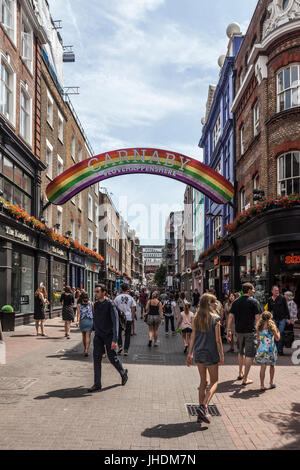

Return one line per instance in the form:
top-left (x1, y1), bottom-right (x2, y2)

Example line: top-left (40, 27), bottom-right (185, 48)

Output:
top-left (46, 139), bottom-right (53, 180)
top-left (57, 110), bottom-right (64, 143)
top-left (19, 83), bottom-right (32, 145)
top-left (240, 188), bottom-right (246, 211)
top-left (240, 125), bottom-right (245, 155)
top-left (213, 215), bottom-right (222, 243)
top-left (88, 194), bottom-right (93, 221)
top-left (46, 90), bottom-right (54, 128)
top-left (20, 9), bottom-right (33, 74)
top-left (71, 132), bottom-right (76, 161)
top-left (277, 64), bottom-right (300, 112)
top-left (1, 0), bottom-right (17, 45)
top-left (277, 151), bottom-right (300, 196)
top-left (253, 102), bottom-right (260, 137)
top-left (0, 52), bottom-right (16, 125)
top-left (212, 113), bottom-right (221, 151)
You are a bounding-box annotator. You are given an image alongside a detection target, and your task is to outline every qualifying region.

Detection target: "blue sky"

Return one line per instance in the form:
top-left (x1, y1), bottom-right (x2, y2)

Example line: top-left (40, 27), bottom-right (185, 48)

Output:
top-left (49, 0), bottom-right (258, 244)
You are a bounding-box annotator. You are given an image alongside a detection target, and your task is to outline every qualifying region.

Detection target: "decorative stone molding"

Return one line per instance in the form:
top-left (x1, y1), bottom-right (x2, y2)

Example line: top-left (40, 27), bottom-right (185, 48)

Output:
top-left (263, 0), bottom-right (300, 39)
top-left (255, 56), bottom-right (268, 85)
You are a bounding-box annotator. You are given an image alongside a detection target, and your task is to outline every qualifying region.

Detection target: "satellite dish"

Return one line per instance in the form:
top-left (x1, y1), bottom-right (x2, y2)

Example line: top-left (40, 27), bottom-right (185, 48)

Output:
top-left (218, 55), bottom-right (226, 68)
top-left (226, 22), bottom-right (241, 38)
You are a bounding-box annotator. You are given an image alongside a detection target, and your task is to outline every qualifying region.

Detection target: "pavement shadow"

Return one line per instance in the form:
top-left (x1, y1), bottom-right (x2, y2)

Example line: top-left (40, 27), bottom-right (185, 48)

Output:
top-left (229, 387), bottom-right (266, 399)
top-left (259, 402), bottom-right (300, 447)
top-left (215, 380), bottom-right (242, 394)
top-left (34, 383), bottom-right (121, 400)
top-left (141, 422), bottom-right (208, 439)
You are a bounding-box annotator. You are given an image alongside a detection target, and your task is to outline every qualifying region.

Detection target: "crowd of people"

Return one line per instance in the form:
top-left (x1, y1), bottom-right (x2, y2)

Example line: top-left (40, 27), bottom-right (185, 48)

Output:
top-left (33, 281), bottom-right (298, 425)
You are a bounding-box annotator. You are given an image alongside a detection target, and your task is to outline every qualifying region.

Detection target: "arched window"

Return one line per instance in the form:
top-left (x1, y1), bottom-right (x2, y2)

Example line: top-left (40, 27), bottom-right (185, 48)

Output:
top-left (277, 65), bottom-right (300, 112)
top-left (278, 152), bottom-right (300, 195)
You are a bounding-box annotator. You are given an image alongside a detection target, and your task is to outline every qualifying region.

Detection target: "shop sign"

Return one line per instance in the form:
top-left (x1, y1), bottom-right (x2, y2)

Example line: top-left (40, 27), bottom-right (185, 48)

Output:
top-left (220, 256), bottom-right (232, 267)
top-left (71, 254), bottom-right (85, 266)
top-left (20, 295), bottom-right (29, 305)
top-left (52, 246), bottom-right (66, 257)
top-left (5, 226), bottom-right (30, 243)
top-left (214, 257), bottom-right (219, 266)
top-left (285, 253), bottom-right (300, 265)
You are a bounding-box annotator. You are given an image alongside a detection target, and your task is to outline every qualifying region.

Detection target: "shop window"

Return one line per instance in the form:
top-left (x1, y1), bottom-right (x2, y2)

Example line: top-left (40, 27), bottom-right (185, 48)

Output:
top-left (88, 195), bottom-right (93, 221)
top-left (11, 252), bottom-right (34, 314)
top-left (78, 224), bottom-right (81, 244)
top-left (78, 145), bottom-right (82, 162)
top-left (0, 154), bottom-right (32, 211)
top-left (52, 261), bottom-right (66, 308)
top-left (277, 65), bottom-right (300, 112)
top-left (57, 207), bottom-right (63, 235)
top-left (278, 152), bottom-right (300, 195)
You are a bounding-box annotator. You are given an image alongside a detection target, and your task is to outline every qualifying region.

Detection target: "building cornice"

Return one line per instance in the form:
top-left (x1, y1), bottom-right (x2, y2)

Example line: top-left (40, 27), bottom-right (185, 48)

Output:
top-left (23, 0), bottom-right (48, 44)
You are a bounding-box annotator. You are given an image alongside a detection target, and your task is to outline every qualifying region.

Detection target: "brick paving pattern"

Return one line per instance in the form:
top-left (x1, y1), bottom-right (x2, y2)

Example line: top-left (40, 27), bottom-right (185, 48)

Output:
top-left (0, 308), bottom-right (299, 450)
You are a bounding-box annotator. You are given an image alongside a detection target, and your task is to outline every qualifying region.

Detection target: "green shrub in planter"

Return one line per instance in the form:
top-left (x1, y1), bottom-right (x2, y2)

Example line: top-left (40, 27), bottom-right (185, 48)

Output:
top-left (1, 305), bottom-right (14, 312)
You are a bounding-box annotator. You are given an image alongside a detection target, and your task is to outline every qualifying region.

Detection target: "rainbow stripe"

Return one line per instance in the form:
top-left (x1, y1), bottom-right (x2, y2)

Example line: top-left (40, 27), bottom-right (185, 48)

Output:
top-left (46, 148), bottom-right (234, 205)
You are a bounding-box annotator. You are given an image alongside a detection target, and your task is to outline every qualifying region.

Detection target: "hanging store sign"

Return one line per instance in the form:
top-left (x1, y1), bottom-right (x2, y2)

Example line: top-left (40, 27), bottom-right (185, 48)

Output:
top-left (285, 253), bottom-right (300, 265)
top-left (5, 226), bottom-right (30, 243)
top-left (46, 148), bottom-right (234, 206)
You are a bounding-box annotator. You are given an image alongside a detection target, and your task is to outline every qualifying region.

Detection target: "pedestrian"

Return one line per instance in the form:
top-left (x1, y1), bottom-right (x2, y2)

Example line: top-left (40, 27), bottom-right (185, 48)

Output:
top-left (88, 284), bottom-right (128, 393)
top-left (177, 291), bottom-right (187, 312)
top-left (73, 289), bottom-right (80, 320)
top-left (163, 293), bottom-right (177, 336)
top-left (34, 286), bottom-right (49, 336)
top-left (139, 288), bottom-right (148, 319)
top-left (145, 291), bottom-right (164, 347)
top-left (223, 292), bottom-right (236, 352)
top-left (227, 283), bottom-right (262, 385)
top-left (267, 286), bottom-right (290, 356)
top-left (192, 289), bottom-right (200, 312)
top-left (178, 302), bottom-right (194, 353)
top-left (160, 290), bottom-right (168, 303)
top-left (129, 291), bottom-right (137, 336)
top-left (186, 293), bottom-right (224, 424)
top-left (255, 311), bottom-right (280, 391)
top-left (76, 291), bottom-right (94, 356)
top-left (60, 286), bottom-right (74, 339)
top-left (283, 291), bottom-right (297, 348)
top-left (114, 284), bottom-right (136, 356)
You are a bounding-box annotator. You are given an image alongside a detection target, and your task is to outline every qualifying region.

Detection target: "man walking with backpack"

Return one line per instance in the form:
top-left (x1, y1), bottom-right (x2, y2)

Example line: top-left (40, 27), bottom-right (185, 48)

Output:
top-left (163, 293), bottom-right (177, 336)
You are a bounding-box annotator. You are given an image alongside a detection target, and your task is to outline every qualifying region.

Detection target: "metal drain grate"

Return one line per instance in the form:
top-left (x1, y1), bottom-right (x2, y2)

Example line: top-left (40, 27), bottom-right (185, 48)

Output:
top-left (186, 404), bottom-right (221, 417)
top-left (132, 354), bottom-right (165, 363)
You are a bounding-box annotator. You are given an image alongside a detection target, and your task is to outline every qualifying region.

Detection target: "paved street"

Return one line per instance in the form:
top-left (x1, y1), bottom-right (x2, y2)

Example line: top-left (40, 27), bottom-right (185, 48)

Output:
top-left (0, 307), bottom-right (299, 451)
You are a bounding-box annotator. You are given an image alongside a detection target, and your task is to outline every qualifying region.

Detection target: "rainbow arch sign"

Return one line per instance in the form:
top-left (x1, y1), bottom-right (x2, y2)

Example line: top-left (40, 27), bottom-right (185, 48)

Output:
top-left (46, 148), bottom-right (234, 205)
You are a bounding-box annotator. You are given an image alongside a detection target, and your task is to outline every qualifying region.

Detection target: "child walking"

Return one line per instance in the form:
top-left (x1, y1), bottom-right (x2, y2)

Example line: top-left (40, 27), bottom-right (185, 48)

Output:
top-left (178, 302), bottom-right (194, 353)
top-left (187, 293), bottom-right (224, 424)
top-left (255, 311), bottom-right (280, 391)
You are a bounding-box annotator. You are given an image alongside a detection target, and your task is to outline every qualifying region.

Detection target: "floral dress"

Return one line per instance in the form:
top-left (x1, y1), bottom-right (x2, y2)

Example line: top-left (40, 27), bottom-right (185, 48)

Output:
top-left (255, 329), bottom-right (277, 365)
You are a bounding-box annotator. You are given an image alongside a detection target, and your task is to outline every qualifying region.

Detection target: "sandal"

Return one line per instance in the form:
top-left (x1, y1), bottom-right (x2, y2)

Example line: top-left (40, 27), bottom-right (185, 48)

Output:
top-left (241, 379), bottom-right (253, 386)
top-left (270, 384), bottom-right (276, 389)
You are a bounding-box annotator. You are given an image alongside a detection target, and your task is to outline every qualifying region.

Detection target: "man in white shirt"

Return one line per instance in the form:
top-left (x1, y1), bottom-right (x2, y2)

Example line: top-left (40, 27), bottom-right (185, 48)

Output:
top-left (114, 284), bottom-right (136, 356)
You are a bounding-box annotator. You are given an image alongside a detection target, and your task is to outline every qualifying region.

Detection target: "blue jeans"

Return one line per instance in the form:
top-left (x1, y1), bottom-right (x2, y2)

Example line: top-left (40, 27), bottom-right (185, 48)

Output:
top-left (275, 319), bottom-right (286, 353)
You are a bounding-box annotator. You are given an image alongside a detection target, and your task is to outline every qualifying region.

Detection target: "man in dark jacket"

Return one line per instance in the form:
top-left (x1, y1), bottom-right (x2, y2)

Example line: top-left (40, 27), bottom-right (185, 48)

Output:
top-left (268, 286), bottom-right (290, 355)
top-left (88, 284), bottom-right (128, 392)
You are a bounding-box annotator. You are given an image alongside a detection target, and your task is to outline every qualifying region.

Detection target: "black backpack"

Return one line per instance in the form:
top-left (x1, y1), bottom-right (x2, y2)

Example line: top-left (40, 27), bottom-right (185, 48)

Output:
top-left (163, 301), bottom-right (172, 315)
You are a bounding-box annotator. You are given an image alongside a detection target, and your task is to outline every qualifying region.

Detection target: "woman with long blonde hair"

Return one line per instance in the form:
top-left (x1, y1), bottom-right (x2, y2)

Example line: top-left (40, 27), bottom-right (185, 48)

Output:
top-left (187, 293), bottom-right (224, 424)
